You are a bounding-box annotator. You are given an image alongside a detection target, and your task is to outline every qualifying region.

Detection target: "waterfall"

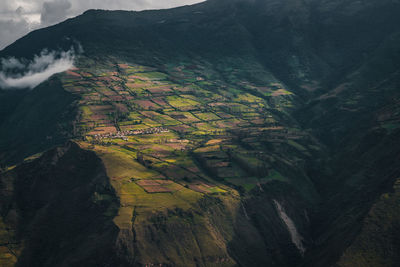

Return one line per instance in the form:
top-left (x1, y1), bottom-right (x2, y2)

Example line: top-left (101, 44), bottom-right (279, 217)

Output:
top-left (273, 199), bottom-right (306, 255)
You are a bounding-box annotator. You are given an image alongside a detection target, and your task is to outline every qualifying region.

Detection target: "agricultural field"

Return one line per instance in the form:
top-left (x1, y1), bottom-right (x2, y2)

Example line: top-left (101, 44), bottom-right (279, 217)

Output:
top-left (61, 58), bottom-right (320, 220)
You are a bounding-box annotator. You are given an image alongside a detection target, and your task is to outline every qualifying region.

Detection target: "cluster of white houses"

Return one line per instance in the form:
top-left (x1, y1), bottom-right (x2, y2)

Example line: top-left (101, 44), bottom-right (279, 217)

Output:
top-left (93, 127), bottom-right (170, 141)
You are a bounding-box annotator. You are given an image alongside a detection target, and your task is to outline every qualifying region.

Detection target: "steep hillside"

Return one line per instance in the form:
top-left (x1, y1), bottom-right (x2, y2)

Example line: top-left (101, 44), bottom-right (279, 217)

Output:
top-left (0, 0), bottom-right (400, 266)
top-left (0, 55), bottom-right (318, 266)
top-left (0, 79), bottom-right (78, 165)
top-left (338, 178), bottom-right (400, 267)
top-left (0, 142), bottom-right (120, 266)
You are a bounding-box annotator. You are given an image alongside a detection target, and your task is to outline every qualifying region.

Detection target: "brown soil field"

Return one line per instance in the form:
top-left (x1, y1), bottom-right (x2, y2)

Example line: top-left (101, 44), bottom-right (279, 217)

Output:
top-left (189, 183), bottom-right (211, 194)
top-left (109, 95), bottom-right (125, 102)
top-left (114, 103), bottom-right (129, 113)
top-left (83, 95), bottom-right (102, 101)
top-left (152, 97), bottom-right (169, 106)
top-left (137, 180), bottom-right (160, 186)
top-left (209, 102), bottom-right (226, 107)
top-left (90, 114), bottom-right (109, 121)
top-left (90, 105), bottom-right (114, 112)
top-left (153, 180), bottom-right (174, 185)
top-left (215, 112), bottom-right (233, 119)
top-left (252, 119), bottom-right (265, 125)
top-left (137, 180), bottom-right (178, 193)
top-left (133, 100), bottom-right (160, 109)
top-left (169, 125), bottom-right (193, 133)
top-left (127, 75), bottom-right (150, 81)
top-left (118, 63), bottom-right (130, 69)
top-left (164, 143), bottom-right (187, 150)
top-left (66, 70), bottom-right (81, 78)
top-left (80, 72), bottom-right (93, 78)
top-left (102, 90), bottom-right (118, 96)
top-left (88, 126), bottom-right (117, 135)
top-left (142, 186), bottom-right (172, 193)
top-left (271, 89), bottom-right (291, 96)
top-left (147, 86), bottom-right (173, 94)
top-left (174, 86), bottom-right (193, 92)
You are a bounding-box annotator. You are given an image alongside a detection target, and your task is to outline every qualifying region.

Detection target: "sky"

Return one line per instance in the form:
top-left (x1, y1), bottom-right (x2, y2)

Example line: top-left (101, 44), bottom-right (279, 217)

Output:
top-left (0, 0), bottom-right (205, 50)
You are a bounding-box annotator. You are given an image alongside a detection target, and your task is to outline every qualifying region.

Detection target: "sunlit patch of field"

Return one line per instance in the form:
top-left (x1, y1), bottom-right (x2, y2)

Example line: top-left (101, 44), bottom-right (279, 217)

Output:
top-left (166, 96), bottom-right (201, 110)
top-left (88, 126), bottom-right (117, 135)
top-left (194, 112), bottom-right (220, 121)
top-left (77, 141), bottom-right (205, 226)
top-left (189, 182), bottom-right (226, 194)
top-left (194, 145), bottom-right (221, 153)
top-left (137, 180), bottom-right (183, 193)
top-left (212, 119), bottom-right (242, 128)
top-left (234, 93), bottom-right (264, 103)
top-left (167, 111), bottom-right (201, 123)
top-left (205, 139), bottom-right (225, 146)
top-left (141, 111), bottom-right (181, 126)
top-left (271, 89), bottom-right (293, 96)
top-left (193, 122), bottom-right (219, 132)
top-left (140, 118), bottom-right (162, 127)
top-left (147, 86), bottom-right (173, 94)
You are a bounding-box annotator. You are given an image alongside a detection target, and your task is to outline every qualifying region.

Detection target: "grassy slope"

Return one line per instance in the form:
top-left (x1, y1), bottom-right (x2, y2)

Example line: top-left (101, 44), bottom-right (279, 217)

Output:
top-left (338, 178), bottom-right (400, 266)
top-left (0, 142), bottom-right (121, 266)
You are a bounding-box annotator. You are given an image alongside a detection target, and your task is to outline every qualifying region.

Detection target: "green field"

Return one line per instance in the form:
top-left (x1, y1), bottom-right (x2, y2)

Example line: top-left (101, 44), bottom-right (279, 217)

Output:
top-left (57, 58), bottom-right (319, 225)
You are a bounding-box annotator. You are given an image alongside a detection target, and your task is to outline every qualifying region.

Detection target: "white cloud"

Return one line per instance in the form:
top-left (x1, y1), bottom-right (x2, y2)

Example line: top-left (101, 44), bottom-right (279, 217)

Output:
top-left (0, 48), bottom-right (76, 89)
top-left (1, 57), bottom-right (26, 70)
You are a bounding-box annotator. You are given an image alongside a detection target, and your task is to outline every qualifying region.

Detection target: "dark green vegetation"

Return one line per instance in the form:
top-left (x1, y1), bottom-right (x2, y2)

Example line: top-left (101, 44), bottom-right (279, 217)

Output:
top-left (0, 80), bottom-right (78, 164)
top-left (0, 142), bottom-right (119, 266)
top-left (1, 0), bottom-right (400, 266)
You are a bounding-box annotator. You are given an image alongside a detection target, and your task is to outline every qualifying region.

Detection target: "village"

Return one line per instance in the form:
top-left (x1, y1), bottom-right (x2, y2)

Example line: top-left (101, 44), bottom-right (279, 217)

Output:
top-left (93, 127), bottom-right (170, 141)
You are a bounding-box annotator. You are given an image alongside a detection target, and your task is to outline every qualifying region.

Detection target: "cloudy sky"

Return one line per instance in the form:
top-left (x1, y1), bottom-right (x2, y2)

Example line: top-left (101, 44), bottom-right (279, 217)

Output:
top-left (0, 0), bottom-right (204, 50)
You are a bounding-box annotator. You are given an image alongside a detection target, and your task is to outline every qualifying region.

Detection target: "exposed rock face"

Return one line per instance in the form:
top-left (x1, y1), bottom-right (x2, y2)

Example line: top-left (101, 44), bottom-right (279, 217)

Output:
top-left (274, 200), bottom-right (306, 255)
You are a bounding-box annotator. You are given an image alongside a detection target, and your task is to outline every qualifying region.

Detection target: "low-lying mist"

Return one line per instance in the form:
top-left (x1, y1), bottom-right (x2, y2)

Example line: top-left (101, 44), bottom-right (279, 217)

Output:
top-left (0, 48), bottom-right (76, 90)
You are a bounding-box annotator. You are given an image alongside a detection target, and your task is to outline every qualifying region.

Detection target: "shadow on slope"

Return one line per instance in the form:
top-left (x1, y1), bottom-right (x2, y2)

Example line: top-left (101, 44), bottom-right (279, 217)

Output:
top-left (0, 142), bottom-right (121, 266)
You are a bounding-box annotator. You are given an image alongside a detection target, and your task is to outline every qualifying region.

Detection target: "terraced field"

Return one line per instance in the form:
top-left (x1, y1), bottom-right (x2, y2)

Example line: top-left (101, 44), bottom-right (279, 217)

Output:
top-left (57, 58), bottom-right (322, 226)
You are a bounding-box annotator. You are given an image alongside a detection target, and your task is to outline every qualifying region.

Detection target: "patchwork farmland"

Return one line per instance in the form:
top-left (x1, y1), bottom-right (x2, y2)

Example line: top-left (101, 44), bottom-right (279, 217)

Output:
top-left (60, 58), bottom-right (321, 225)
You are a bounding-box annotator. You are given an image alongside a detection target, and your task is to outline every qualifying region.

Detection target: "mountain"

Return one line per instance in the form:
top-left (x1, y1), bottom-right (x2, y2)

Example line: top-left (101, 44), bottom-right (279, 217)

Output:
top-left (1, 0), bottom-right (400, 266)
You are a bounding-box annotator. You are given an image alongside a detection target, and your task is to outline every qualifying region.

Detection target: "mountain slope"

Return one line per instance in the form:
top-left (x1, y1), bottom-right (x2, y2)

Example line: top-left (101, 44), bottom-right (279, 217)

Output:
top-left (1, 0), bottom-right (400, 266)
